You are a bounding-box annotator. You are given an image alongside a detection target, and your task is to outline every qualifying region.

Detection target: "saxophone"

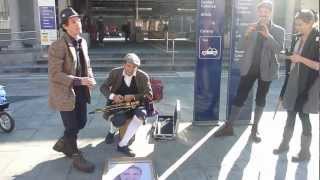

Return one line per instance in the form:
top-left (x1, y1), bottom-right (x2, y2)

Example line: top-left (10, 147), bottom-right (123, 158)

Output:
top-left (89, 101), bottom-right (140, 114)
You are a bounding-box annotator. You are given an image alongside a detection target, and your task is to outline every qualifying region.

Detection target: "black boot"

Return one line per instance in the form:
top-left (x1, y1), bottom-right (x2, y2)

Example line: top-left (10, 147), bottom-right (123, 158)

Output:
top-left (214, 105), bottom-right (242, 137)
top-left (105, 132), bottom-right (115, 144)
top-left (117, 145), bottom-right (135, 157)
top-left (292, 135), bottom-right (311, 162)
top-left (250, 106), bottom-right (264, 143)
top-left (273, 127), bottom-right (293, 154)
top-left (250, 124), bottom-right (261, 143)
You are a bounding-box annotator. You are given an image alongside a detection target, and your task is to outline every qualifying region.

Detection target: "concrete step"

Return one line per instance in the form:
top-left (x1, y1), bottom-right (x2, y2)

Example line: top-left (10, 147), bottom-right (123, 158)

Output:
top-left (36, 56), bottom-right (196, 65)
top-left (0, 63), bottom-right (196, 74)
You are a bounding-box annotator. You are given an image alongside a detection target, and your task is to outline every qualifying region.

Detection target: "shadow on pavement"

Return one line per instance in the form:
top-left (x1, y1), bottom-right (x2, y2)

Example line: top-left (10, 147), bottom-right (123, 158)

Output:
top-left (225, 137), bottom-right (253, 180)
top-left (295, 161), bottom-right (309, 180)
top-left (12, 142), bottom-right (114, 180)
top-left (274, 155), bottom-right (288, 180)
top-left (148, 124), bottom-right (248, 179)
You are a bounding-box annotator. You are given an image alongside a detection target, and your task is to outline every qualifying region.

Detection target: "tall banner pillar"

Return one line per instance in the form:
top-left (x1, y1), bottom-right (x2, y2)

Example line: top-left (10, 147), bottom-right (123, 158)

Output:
top-left (193, 0), bottom-right (225, 124)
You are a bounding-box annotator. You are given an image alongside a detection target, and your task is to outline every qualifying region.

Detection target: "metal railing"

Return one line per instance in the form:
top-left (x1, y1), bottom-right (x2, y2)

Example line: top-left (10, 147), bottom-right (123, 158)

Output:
top-left (0, 30), bottom-right (37, 42)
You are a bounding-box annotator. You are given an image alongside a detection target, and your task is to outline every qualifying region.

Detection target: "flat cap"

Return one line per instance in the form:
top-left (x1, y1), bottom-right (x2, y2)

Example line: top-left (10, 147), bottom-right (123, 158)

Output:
top-left (123, 53), bottom-right (141, 66)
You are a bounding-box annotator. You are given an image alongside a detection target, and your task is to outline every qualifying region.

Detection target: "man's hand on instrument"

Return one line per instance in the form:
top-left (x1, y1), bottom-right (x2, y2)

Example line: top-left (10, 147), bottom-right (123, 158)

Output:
top-left (113, 94), bottom-right (124, 103)
top-left (124, 94), bottom-right (135, 102)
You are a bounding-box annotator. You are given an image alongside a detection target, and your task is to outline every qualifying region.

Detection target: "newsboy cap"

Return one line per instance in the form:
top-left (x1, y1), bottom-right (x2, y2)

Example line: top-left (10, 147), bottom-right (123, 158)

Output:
top-left (123, 53), bottom-right (141, 66)
top-left (60, 7), bottom-right (80, 26)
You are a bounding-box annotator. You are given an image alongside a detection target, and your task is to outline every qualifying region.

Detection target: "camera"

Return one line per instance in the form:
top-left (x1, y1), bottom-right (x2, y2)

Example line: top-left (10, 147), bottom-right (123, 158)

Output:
top-left (285, 48), bottom-right (293, 56)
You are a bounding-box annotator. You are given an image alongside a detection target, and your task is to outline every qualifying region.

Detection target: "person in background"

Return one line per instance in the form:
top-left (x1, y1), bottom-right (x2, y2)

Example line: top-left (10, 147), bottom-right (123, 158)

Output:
top-left (273, 9), bottom-right (319, 162)
top-left (214, 1), bottom-right (285, 143)
top-left (48, 7), bottom-right (96, 173)
top-left (100, 53), bottom-right (152, 157)
top-left (97, 16), bottom-right (105, 44)
top-left (122, 20), bottom-right (131, 42)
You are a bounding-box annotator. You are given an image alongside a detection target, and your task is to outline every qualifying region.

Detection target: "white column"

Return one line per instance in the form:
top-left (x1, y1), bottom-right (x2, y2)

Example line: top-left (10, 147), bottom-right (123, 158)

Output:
top-left (33, 0), bottom-right (41, 48)
top-left (8, 0), bottom-right (23, 49)
top-left (135, 0), bottom-right (139, 20)
top-left (284, 0), bottom-right (297, 36)
top-left (58, 0), bottom-right (69, 37)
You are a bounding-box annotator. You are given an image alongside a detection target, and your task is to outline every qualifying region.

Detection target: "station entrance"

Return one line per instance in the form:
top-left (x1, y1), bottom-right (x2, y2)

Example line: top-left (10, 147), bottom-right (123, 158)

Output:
top-left (68, 0), bottom-right (196, 45)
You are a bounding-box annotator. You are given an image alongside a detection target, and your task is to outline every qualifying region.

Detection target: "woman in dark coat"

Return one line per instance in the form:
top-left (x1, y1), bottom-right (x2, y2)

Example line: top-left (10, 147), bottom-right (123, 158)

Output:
top-left (273, 9), bottom-right (319, 162)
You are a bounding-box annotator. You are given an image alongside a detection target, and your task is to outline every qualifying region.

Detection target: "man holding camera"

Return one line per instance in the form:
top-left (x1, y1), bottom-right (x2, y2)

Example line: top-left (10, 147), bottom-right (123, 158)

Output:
top-left (215, 1), bottom-right (285, 142)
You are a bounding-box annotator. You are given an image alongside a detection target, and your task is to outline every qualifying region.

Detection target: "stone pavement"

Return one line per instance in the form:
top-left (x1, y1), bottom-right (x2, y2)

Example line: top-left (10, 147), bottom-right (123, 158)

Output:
top-left (0, 72), bottom-right (318, 180)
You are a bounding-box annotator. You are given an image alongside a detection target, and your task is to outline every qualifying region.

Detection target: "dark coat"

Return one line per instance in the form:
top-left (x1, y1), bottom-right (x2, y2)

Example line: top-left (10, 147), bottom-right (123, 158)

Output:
top-left (282, 28), bottom-right (319, 113)
top-left (239, 22), bottom-right (285, 81)
top-left (100, 67), bottom-right (152, 102)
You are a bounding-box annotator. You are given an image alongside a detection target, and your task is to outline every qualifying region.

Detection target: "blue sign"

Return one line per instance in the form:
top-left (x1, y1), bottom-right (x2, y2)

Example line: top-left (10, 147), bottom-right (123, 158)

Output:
top-left (199, 36), bottom-right (222, 59)
top-left (39, 6), bottom-right (56, 30)
top-left (194, 0), bottom-right (225, 122)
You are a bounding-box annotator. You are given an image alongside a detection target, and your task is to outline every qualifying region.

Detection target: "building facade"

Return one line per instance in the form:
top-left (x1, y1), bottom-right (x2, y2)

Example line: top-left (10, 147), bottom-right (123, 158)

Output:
top-left (0, 0), bottom-right (318, 50)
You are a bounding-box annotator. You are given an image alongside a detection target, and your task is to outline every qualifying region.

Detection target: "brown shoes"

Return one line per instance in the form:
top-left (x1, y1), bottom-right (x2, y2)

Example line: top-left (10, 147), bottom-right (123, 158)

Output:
top-left (105, 132), bottom-right (115, 144)
top-left (53, 137), bottom-right (94, 173)
top-left (72, 153), bottom-right (95, 173)
top-left (214, 122), bottom-right (234, 137)
top-left (52, 138), bottom-right (73, 157)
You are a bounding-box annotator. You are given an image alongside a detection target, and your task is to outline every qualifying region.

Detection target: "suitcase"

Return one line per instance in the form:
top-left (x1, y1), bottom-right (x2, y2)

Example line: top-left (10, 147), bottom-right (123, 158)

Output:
top-left (151, 100), bottom-right (180, 140)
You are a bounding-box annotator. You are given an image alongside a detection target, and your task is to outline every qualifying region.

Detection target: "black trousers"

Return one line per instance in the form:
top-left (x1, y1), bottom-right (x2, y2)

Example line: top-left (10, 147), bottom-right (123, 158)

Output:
top-left (60, 87), bottom-right (87, 138)
top-left (285, 111), bottom-right (311, 136)
top-left (233, 75), bottom-right (271, 107)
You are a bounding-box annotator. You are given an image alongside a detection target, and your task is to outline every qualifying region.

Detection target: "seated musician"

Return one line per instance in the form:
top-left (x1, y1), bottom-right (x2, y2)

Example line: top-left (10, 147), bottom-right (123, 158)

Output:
top-left (100, 53), bottom-right (152, 157)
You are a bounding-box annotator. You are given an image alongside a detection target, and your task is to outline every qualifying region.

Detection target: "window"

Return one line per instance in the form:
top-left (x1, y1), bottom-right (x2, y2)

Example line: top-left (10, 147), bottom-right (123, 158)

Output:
top-left (0, 0), bottom-right (9, 30)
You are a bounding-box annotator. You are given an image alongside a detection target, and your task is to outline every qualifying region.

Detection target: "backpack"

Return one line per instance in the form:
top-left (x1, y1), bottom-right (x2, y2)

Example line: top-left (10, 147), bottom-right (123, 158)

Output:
top-left (150, 78), bottom-right (163, 101)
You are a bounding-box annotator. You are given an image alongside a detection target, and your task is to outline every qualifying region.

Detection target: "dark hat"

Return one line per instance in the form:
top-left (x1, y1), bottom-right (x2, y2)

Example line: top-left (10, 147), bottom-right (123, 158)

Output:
top-left (60, 7), bottom-right (80, 25)
top-left (123, 53), bottom-right (141, 66)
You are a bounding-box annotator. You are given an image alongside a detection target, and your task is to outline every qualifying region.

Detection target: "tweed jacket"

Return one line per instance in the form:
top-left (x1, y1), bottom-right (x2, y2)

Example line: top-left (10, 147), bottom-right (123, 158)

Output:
top-left (100, 67), bottom-right (152, 102)
top-left (239, 22), bottom-right (285, 81)
top-left (283, 28), bottom-right (319, 113)
top-left (48, 34), bottom-right (94, 111)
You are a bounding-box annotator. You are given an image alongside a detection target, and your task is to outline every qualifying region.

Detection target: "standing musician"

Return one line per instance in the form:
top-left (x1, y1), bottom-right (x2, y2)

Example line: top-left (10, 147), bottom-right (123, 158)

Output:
top-left (273, 9), bottom-right (319, 162)
top-left (100, 53), bottom-right (153, 157)
top-left (49, 7), bottom-right (96, 173)
top-left (214, 1), bottom-right (285, 142)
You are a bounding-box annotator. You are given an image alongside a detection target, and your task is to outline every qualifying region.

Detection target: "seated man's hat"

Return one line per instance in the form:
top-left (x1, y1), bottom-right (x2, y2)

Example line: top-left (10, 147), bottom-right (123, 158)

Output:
top-left (123, 53), bottom-right (141, 66)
